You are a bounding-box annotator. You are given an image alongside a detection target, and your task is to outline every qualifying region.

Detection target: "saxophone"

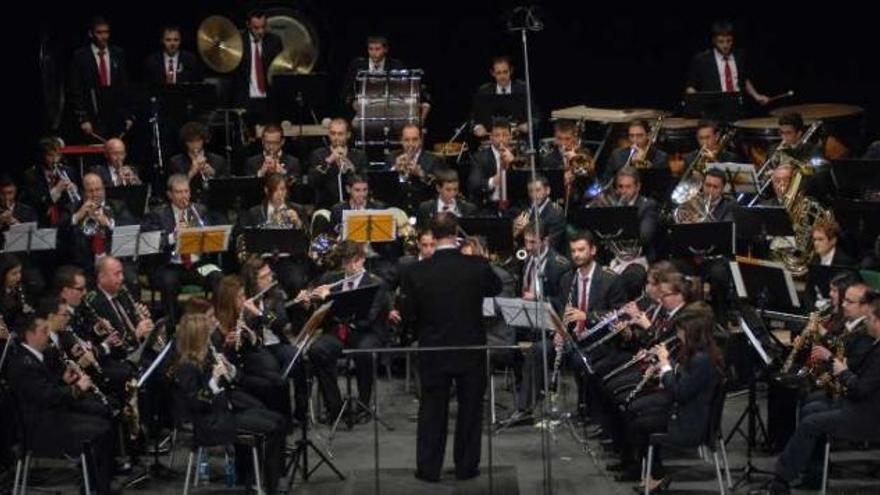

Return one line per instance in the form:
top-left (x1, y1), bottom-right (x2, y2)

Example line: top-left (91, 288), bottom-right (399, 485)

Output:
top-left (781, 310), bottom-right (823, 374)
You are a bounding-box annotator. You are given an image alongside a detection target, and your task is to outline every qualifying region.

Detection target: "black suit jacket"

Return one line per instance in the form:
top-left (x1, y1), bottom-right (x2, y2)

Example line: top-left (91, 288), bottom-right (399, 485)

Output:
top-left (143, 202), bottom-right (212, 264)
top-left (244, 153), bottom-right (302, 178)
top-left (89, 164), bottom-right (143, 188)
top-left (87, 288), bottom-right (139, 354)
top-left (416, 198), bottom-right (477, 226)
top-left (60, 198), bottom-right (136, 268)
top-left (603, 147), bottom-right (669, 183)
top-left (168, 152), bottom-right (230, 198)
top-left (172, 360), bottom-right (238, 445)
top-left (239, 201), bottom-right (308, 230)
top-left (539, 148), bottom-right (565, 170)
top-left (710, 196), bottom-right (738, 223)
top-left (471, 80), bottom-right (534, 129)
top-left (467, 147), bottom-right (503, 206)
top-left (1, 202), bottom-right (38, 231)
top-left (843, 320), bottom-right (875, 373)
top-left (307, 147), bottom-right (369, 208)
top-left (143, 50), bottom-right (202, 85)
top-left (662, 351), bottom-right (720, 445)
top-left (400, 248), bottom-right (502, 370)
top-left (341, 57), bottom-right (405, 106)
top-left (836, 339), bottom-right (880, 437)
top-left (554, 265), bottom-right (625, 318)
top-left (521, 249), bottom-right (572, 302)
top-left (68, 44), bottom-right (131, 127)
top-left (686, 49), bottom-right (751, 92)
top-left (22, 165), bottom-right (78, 226)
top-left (383, 150), bottom-right (445, 176)
top-left (317, 270), bottom-right (391, 339)
top-left (234, 31), bottom-right (283, 105)
top-left (514, 199), bottom-right (566, 251)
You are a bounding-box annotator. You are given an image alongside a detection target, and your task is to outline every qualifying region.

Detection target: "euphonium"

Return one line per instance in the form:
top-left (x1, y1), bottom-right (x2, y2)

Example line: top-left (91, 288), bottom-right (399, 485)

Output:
top-left (673, 193), bottom-right (716, 224)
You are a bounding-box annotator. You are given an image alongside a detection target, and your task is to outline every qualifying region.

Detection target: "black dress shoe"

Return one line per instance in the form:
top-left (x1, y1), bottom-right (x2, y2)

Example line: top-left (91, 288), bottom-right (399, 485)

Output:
top-left (414, 471), bottom-right (440, 482)
top-left (614, 467), bottom-right (642, 482)
top-left (791, 475), bottom-right (822, 490)
top-left (767, 477), bottom-right (791, 495)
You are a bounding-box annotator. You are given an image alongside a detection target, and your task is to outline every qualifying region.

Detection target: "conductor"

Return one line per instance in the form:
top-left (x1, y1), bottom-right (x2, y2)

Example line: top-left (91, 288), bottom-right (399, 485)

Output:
top-left (400, 212), bottom-right (503, 482)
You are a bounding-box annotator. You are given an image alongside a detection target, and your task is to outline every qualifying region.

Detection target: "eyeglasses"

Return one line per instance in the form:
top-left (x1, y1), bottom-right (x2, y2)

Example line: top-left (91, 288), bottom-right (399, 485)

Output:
top-left (70, 285), bottom-right (87, 292)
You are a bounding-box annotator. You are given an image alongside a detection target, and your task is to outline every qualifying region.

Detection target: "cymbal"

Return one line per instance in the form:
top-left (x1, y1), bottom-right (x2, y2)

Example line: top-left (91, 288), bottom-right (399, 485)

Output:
top-left (197, 15), bottom-right (243, 74)
top-left (267, 14), bottom-right (318, 73)
top-left (268, 46), bottom-right (317, 82)
top-left (550, 105), bottom-right (670, 123)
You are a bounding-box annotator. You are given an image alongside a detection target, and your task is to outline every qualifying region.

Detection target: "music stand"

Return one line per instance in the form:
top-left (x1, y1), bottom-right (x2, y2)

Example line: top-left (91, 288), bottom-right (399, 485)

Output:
top-left (206, 177), bottom-right (263, 213)
top-left (568, 205), bottom-right (639, 241)
top-left (342, 209), bottom-right (396, 244)
top-left (458, 216), bottom-right (515, 254)
top-left (366, 171), bottom-right (404, 207)
top-left (806, 264), bottom-right (858, 307)
top-left (241, 228), bottom-right (308, 258)
top-left (682, 91), bottom-right (745, 122)
top-left (830, 159), bottom-right (880, 199)
top-left (472, 93), bottom-right (527, 129)
top-left (733, 206), bottom-right (792, 254)
top-left (668, 221), bottom-right (735, 259)
top-left (177, 225), bottom-right (233, 257)
top-left (272, 74), bottom-right (329, 129)
top-left (110, 226), bottom-right (163, 262)
top-left (142, 83), bottom-right (217, 120)
top-left (727, 262), bottom-right (794, 487)
top-left (2, 223), bottom-right (56, 254)
top-left (106, 184), bottom-right (150, 218)
top-left (637, 168), bottom-right (674, 203)
top-left (832, 199), bottom-right (880, 249)
top-left (495, 297), bottom-right (557, 331)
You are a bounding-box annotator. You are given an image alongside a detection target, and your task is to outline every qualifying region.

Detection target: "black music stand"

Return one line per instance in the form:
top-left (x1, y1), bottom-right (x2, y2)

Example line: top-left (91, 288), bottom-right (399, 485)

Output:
top-left (733, 206), bottom-right (792, 254)
top-left (668, 221), bottom-right (735, 259)
top-left (637, 168), bottom-right (674, 203)
top-left (830, 159), bottom-right (880, 199)
top-left (569, 205), bottom-right (639, 238)
top-left (806, 264), bottom-right (858, 309)
top-left (367, 171), bottom-right (404, 207)
top-left (242, 228), bottom-right (308, 258)
top-left (472, 93), bottom-right (527, 129)
top-left (727, 261), bottom-right (793, 487)
top-left (682, 91), bottom-right (745, 122)
top-left (205, 177), bottom-right (263, 212)
top-left (458, 216), bottom-right (515, 254)
top-left (143, 82), bottom-right (217, 120)
top-left (106, 184), bottom-right (150, 219)
top-left (832, 199), bottom-right (880, 255)
top-left (272, 74), bottom-right (330, 147)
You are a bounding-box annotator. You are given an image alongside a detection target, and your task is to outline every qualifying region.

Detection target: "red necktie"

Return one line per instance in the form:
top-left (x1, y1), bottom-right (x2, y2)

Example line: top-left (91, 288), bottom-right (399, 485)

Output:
top-left (90, 231), bottom-right (106, 256)
top-left (254, 43), bottom-right (266, 93)
top-left (179, 210), bottom-right (193, 269)
top-left (723, 57), bottom-right (734, 92)
top-left (166, 58), bottom-right (175, 84)
top-left (576, 277), bottom-right (589, 336)
top-left (98, 50), bottom-right (109, 87)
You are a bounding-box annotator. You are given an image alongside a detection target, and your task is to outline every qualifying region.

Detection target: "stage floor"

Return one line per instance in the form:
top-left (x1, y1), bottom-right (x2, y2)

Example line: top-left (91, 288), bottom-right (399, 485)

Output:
top-left (5, 375), bottom-right (879, 494)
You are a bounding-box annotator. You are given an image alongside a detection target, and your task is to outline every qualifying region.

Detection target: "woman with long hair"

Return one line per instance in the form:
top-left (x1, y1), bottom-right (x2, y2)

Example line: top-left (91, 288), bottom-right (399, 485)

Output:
top-left (624, 302), bottom-right (724, 493)
top-left (168, 313), bottom-right (285, 493)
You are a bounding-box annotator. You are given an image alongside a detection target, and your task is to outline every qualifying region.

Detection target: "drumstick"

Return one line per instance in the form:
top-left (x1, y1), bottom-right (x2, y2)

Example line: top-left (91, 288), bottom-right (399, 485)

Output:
top-left (89, 130), bottom-right (108, 144)
top-left (767, 90), bottom-right (795, 104)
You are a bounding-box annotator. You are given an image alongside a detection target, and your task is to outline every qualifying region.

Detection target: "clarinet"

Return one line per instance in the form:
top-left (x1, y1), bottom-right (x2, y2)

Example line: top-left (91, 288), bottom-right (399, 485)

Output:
top-left (66, 357), bottom-right (112, 409)
top-left (16, 283), bottom-right (34, 314)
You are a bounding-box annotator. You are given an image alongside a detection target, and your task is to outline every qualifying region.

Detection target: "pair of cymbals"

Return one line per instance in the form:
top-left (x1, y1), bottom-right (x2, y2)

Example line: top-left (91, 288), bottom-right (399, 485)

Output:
top-left (197, 15), bottom-right (243, 73)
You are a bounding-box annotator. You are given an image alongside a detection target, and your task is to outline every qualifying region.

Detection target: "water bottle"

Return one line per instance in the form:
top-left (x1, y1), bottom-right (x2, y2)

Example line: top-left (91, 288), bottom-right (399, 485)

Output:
top-left (225, 450), bottom-right (236, 487)
top-left (198, 450), bottom-right (210, 485)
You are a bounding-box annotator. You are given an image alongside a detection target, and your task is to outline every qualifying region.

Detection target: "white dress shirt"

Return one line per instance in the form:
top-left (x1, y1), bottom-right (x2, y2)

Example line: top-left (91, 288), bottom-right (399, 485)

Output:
top-left (714, 49), bottom-right (739, 92)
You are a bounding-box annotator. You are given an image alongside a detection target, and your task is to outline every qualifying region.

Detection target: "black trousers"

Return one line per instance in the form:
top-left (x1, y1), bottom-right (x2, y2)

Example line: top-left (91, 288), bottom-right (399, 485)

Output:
top-left (151, 263), bottom-right (222, 327)
top-left (308, 330), bottom-right (382, 417)
top-left (31, 412), bottom-right (114, 495)
top-left (774, 407), bottom-right (845, 483)
top-left (266, 343), bottom-right (308, 421)
top-left (238, 346), bottom-right (290, 419)
top-left (623, 391), bottom-right (673, 475)
top-left (417, 359), bottom-right (487, 480)
top-left (228, 390), bottom-right (286, 493)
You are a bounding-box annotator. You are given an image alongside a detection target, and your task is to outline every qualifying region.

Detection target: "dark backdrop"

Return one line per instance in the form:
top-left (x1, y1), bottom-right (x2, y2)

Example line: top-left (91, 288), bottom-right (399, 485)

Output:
top-left (12, 0), bottom-right (876, 170)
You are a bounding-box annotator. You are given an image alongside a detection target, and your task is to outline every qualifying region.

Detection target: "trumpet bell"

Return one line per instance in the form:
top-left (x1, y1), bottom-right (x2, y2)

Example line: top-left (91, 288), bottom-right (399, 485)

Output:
top-left (670, 179), bottom-right (701, 205)
top-left (515, 248), bottom-right (528, 261)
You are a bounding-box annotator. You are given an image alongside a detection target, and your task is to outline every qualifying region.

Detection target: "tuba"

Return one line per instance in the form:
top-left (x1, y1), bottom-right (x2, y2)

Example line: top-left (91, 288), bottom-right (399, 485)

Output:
top-left (747, 121), bottom-right (822, 206)
top-left (673, 193), bottom-right (716, 224)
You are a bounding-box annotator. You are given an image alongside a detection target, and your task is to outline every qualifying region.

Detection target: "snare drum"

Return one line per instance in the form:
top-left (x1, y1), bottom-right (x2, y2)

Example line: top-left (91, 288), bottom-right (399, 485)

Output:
top-left (770, 103), bottom-right (864, 158)
top-left (658, 117), bottom-right (699, 176)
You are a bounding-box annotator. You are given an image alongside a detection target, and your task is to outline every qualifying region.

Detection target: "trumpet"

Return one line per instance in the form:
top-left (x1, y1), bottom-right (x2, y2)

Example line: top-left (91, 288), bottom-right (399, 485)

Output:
top-left (118, 165), bottom-right (142, 186)
top-left (316, 146), bottom-right (355, 174)
top-left (193, 149), bottom-right (213, 190)
top-left (53, 163), bottom-right (82, 204)
top-left (80, 201), bottom-right (112, 237)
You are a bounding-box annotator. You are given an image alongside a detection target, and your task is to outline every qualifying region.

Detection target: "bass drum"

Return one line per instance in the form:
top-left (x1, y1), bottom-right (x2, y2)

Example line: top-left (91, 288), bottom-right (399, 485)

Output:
top-left (733, 117), bottom-right (784, 167)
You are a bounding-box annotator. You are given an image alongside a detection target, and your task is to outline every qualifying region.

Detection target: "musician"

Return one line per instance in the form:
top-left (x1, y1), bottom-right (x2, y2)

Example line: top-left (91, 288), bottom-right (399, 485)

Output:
top-left (467, 118), bottom-right (518, 212)
top-left (684, 20), bottom-right (770, 105)
top-left (211, 275), bottom-right (289, 420)
top-left (22, 137), bottom-right (79, 227)
top-left (341, 35), bottom-right (404, 110)
top-left (144, 174), bottom-right (223, 324)
top-left (243, 123), bottom-right (302, 179)
top-left (520, 222), bottom-right (571, 303)
top-left (768, 293), bottom-right (880, 494)
top-left (540, 120), bottom-right (580, 169)
top-left (811, 219), bottom-right (854, 267)
top-left (234, 9), bottom-right (283, 125)
top-left (766, 164), bottom-right (794, 206)
top-left (63, 173), bottom-right (136, 281)
top-left (89, 257), bottom-right (153, 361)
top-left (68, 16), bottom-right (133, 141)
top-left (91, 138), bottom-right (141, 187)
top-left (298, 241), bottom-right (391, 423)
top-left (810, 283), bottom-right (875, 384)
top-left (621, 305), bottom-right (724, 493)
top-left (776, 112), bottom-right (823, 162)
top-left (590, 167), bottom-right (660, 277)
top-left (307, 118), bottom-right (369, 208)
top-left (143, 25), bottom-right (202, 85)
top-left (399, 213), bottom-right (502, 481)
top-left (240, 257), bottom-right (306, 422)
top-left (387, 228), bottom-right (435, 293)
top-left (681, 120), bottom-right (740, 166)
top-left (168, 121), bottom-right (229, 200)
top-left (239, 173), bottom-right (310, 294)
top-left (385, 124), bottom-right (446, 206)
top-left (602, 120), bottom-right (669, 183)
top-left (513, 175), bottom-right (565, 251)
top-left (701, 168), bottom-right (737, 222)
top-left (416, 169), bottom-right (477, 226)
top-left (0, 254), bottom-right (35, 331)
top-left (8, 315), bottom-right (116, 494)
top-left (168, 313), bottom-right (286, 493)
top-left (0, 176), bottom-right (38, 230)
top-left (329, 174), bottom-right (385, 227)
top-left (472, 56), bottom-right (530, 138)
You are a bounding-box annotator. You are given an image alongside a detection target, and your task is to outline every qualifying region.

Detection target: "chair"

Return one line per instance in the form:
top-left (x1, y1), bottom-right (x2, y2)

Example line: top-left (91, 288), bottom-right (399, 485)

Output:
top-left (181, 431), bottom-right (265, 495)
top-left (644, 380), bottom-right (732, 495)
top-left (820, 435), bottom-right (880, 495)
